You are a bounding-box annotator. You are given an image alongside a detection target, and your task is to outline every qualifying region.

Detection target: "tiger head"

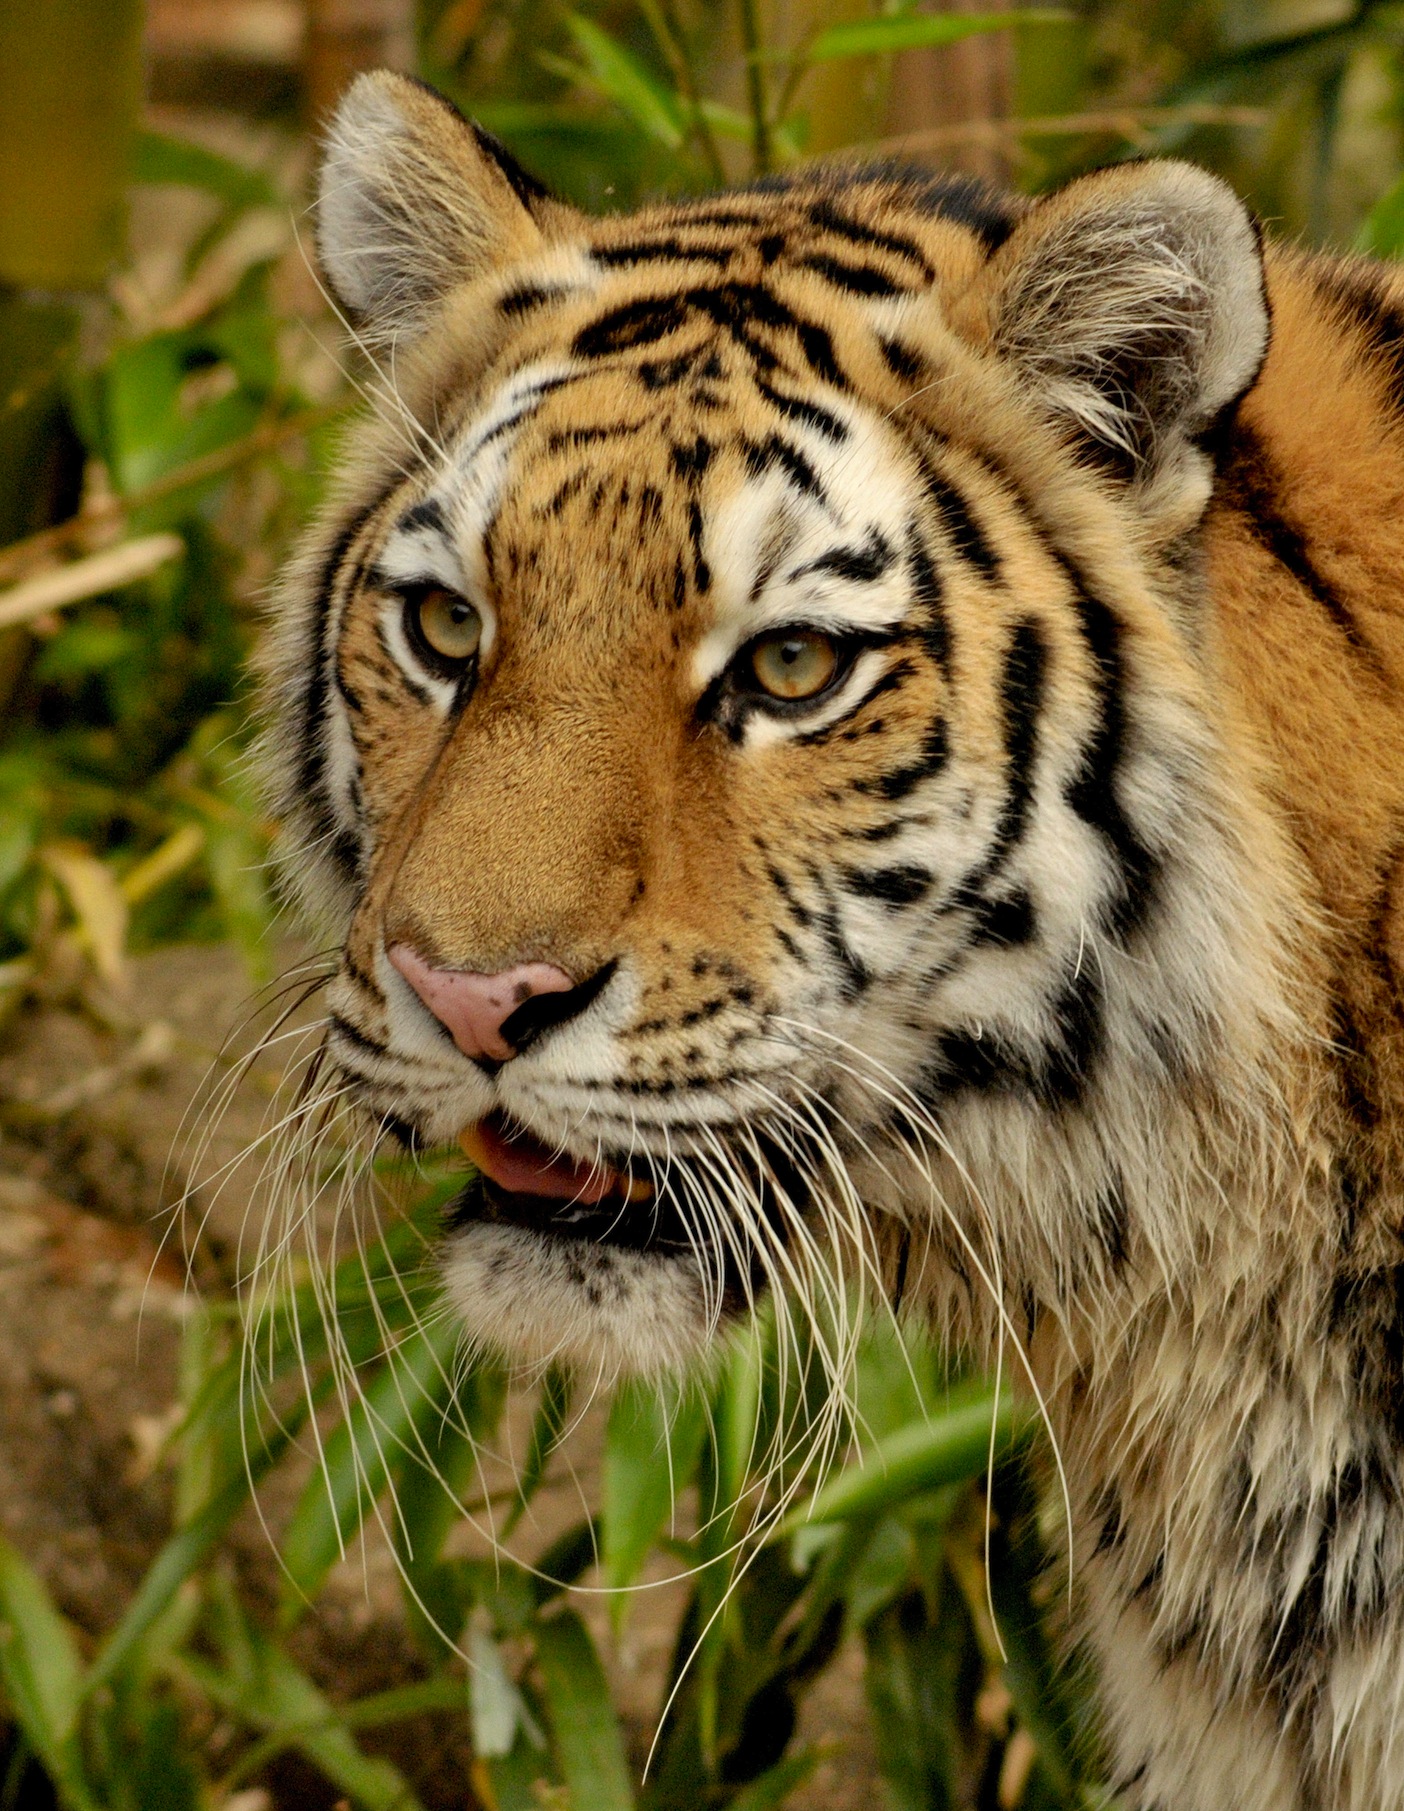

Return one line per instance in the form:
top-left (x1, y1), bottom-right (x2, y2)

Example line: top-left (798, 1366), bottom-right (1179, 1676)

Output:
top-left (263, 72), bottom-right (1275, 1377)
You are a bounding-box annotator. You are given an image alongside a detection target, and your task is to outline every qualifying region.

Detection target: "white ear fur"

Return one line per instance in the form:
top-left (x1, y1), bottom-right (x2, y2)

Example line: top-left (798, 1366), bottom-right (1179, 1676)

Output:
top-left (989, 162), bottom-right (1268, 507)
top-left (316, 71), bottom-right (550, 345)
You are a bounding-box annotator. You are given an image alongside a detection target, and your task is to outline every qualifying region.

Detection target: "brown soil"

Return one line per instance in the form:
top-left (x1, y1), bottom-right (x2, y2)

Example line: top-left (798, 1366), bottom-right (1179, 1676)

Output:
top-left (0, 943), bottom-right (878, 1809)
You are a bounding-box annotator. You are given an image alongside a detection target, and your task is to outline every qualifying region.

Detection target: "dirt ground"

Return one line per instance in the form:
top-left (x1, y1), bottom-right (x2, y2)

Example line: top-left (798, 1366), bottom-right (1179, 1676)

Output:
top-left (0, 942), bottom-right (880, 1809)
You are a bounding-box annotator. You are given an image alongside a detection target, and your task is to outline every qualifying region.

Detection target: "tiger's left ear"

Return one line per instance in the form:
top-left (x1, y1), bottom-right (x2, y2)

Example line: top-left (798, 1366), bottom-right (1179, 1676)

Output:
top-left (983, 161), bottom-right (1268, 517)
top-left (316, 71), bottom-right (570, 346)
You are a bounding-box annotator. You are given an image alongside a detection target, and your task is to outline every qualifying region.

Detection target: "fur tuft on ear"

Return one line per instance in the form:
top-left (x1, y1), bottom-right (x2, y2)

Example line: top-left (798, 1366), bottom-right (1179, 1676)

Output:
top-left (986, 162), bottom-right (1268, 508)
top-left (316, 71), bottom-right (558, 345)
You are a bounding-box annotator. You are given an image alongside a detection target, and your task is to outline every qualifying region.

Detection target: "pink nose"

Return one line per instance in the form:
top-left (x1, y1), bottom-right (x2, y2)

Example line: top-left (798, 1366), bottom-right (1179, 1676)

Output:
top-left (388, 944), bottom-right (577, 1062)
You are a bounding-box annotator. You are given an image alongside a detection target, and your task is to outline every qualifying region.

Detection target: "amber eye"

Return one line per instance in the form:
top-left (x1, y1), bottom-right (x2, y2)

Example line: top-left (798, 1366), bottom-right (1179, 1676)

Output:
top-left (410, 586), bottom-right (482, 664)
top-left (749, 629), bottom-right (839, 702)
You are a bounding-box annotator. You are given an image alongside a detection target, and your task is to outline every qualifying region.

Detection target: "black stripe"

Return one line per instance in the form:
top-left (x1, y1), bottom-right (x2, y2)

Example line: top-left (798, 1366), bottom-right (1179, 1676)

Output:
top-left (842, 863), bottom-right (931, 907)
top-left (796, 320), bottom-right (847, 390)
top-left (678, 208), bottom-right (767, 230)
top-left (671, 435), bottom-right (714, 481)
top-left (638, 353), bottom-right (700, 390)
top-left (498, 284), bottom-right (562, 317)
top-left (963, 617), bottom-right (1045, 889)
top-left (855, 717), bottom-right (948, 801)
top-left (574, 295), bottom-right (690, 358)
top-left (545, 421), bottom-right (645, 450)
top-left (397, 497), bottom-right (445, 535)
top-left (742, 433), bottom-right (825, 503)
top-left (766, 863), bottom-right (812, 928)
top-left (1058, 564), bottom-right (1159, 942)
top-left (470, 123), bottom-right (552, 209)
top-left (918, 452), bottom-right (999, 582)
top-left (924, 966), bottom-right (1104, 1108)
top-left (299, 499), bottom-right (384, 878)
top-left (900, 172), bottom-right (1016, 252)
top-left (688, 500), bottom-right (711, 591)
top-left (330, 1011), bottom-right (388, 1059)
top-left (574, 282), bottom-right (849, 391)
top-left (595, 238), bottom-right (733, 268)
top-left (816, 892), bottom-right (868, 998)
top-left (1320, 264), bottom-right (1404, 417)
top-left (880, 337), bottom-right (925, 385)
top-left (1220, 422), bottom-right (1388, 680)
top-left (800, 531), bottom-right (893, 585)
top-left (969, 889), bottom-right (1035, 948)
top-left (905, 529), bottom-right (948, 669)
top-left (754, 378), bottom-right (847, 442)
top-left (806, 199), bottom-right (935, 280)
top-left (797, 253), bottom-right (902, 297)
top-left (795, 658), bottom-right (916, 748)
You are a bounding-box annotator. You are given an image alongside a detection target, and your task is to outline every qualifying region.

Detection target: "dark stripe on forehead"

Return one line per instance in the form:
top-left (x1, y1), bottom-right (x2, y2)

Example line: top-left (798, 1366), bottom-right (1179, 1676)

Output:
top-left (594, 238), bottom-right (734, 269)
top-left (545, 420), bottom-right (648, 449)
top-left (806, 199), bottom-right (936, 280)
top-left (572, 282), bottom-right (850, 391)
top-left (499, 283), bottom-right (567, 317)
top-left (797, 253), bottom-right (905, 297)
top-left (903, 172), bottom-right (1017, 251)
top-left (397, 496), bottom-right (446, 535)
top-left (917, 452), bottom-right (999, 582)
top-left (742, 433), bottom-right (826, 504)
top-left (797, 531), bottom-right (894, 585)
top-left (574, 295), bottom-right (690, 358)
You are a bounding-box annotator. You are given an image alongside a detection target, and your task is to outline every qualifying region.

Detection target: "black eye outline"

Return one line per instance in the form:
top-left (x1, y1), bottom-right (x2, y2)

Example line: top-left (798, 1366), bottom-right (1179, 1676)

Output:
top-left (398, 582), bottom-right (483, 685)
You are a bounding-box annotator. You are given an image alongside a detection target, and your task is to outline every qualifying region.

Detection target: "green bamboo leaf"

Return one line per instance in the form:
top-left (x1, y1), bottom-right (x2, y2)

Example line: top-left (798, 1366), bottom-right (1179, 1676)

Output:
top-left (0, 1538), bottom-right (97, 1811)
top-left (779, 1385), bottom-right (1029, 1535)
top-left (1358, 169), bottom-right (1404, 257)
top-left (279, 1317), bottom-right (463, 1623)
top-left (564, 15), bottom-right (687, 148)
top-left (806, 10), bottom-right (1064, 62)
top-left (534, 1610), bottom-right (635, 1811)
top-left (602, 1377), bottom-right (706, 1610)
top-left (132, 130), bottom-right (277, 210)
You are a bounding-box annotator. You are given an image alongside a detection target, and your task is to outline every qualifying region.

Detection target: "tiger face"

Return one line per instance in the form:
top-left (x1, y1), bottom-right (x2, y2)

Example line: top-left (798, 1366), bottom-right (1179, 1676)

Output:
top-left (264, 73), bottom-right (1271, 1375)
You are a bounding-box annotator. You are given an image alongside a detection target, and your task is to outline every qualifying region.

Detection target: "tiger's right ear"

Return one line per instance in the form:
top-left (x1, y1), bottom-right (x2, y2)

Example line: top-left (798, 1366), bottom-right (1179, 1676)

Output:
top-left (317, 72), bottom-right (566, 345)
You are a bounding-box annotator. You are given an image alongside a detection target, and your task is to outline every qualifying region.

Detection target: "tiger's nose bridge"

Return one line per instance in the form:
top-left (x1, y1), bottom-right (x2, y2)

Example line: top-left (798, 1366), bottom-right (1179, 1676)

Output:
top-left (388, 944), bottom-right (577, 1062)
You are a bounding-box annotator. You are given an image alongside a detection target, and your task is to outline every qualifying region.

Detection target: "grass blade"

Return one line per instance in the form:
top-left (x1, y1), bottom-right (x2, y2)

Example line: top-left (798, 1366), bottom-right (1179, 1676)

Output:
top-left (778, 1386), bottom-right (1028, 1536)
top-left (0, 1538), bottom-right (97, 1811)
top-left (534, 1610), bottom-right (635, 1811)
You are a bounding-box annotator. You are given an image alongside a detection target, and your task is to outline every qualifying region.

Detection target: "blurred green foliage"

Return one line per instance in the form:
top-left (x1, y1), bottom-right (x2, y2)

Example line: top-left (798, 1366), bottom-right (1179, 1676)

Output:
top-left (3, 0), bottom-right (1404, 1806)
top-left (0, 1163), bottom-right (1093, 1811)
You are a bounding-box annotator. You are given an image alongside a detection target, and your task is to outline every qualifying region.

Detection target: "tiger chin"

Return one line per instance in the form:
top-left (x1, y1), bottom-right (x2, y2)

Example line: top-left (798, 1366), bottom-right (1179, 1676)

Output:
top-left (258, 68), bottom-right (1404, 1811)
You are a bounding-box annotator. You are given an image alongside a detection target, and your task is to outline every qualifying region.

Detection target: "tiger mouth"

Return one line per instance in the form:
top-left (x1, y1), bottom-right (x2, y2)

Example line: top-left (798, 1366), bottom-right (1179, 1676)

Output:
top-left (450, 1114), bottom-right (694, 1254)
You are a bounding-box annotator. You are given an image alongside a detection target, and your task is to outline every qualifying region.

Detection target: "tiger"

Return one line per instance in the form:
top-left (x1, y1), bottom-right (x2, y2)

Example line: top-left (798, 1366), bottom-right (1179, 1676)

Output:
top-left (257, 68), bottom-right (1404, 1811)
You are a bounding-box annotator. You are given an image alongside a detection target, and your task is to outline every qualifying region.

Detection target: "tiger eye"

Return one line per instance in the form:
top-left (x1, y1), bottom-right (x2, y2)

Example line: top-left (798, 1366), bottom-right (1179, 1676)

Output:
top-left (414, 587), bottom-right (482, 663)
top-left (750, 630), bottom-right (839, 701)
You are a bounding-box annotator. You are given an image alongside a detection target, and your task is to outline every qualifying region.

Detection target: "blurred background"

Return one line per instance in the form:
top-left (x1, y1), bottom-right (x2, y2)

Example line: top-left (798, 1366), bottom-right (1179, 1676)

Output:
top-left (1, 2), bottom-right (1402, 1808)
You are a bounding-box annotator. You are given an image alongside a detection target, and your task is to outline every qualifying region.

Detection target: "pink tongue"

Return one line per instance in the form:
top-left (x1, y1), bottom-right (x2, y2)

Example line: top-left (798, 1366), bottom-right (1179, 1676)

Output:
top-left (460, 1119), bottom-right (620, 1203)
